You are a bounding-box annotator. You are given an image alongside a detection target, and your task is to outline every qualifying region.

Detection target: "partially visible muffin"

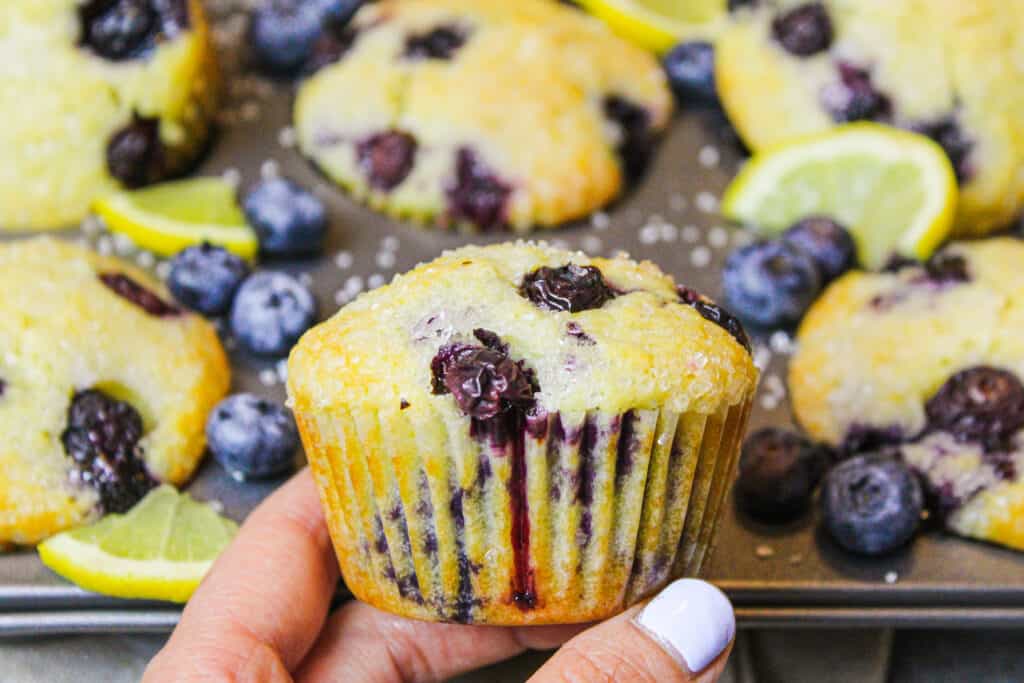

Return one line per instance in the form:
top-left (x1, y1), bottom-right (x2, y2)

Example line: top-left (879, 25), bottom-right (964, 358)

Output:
top-left (790, 238), bottom-right (1024, 550)
top-left (0, 0), bottom-right (219, 230)
top-left (0, 239), bottom-right (229, 545)
top-left (289, 242), bottom-right (757, 624)
top-left (294, 0), bottom-right (673, 232)
top-left (716, 0), bottom-right (1024, 236)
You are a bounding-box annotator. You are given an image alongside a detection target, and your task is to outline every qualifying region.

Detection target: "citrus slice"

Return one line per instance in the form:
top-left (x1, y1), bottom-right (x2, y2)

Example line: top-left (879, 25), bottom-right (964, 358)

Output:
top-left (93, 177), bottom-right (258, 260)
top-left (38, 486), bottom-right (238, 603)
top-left (722, 123), bottom-right (958, 269)
top-left (576, 0), bottom-right (729, 52)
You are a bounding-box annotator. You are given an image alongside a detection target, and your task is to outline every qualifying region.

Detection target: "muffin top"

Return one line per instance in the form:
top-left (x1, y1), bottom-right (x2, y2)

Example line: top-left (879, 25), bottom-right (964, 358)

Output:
top-left (0, 238), bottom-right (228, 544)
top-left (294, 0), bottom-right (673, 232)
top-left (289, 243), bottom-right (756, 422)
top-left (716, 0), bottom-right (1024, 235)
top-left (790, 237), bottom-right (1024, 447)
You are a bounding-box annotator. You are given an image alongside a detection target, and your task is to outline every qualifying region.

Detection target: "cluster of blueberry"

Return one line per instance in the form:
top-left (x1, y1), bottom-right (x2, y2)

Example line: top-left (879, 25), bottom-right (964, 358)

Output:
top-left (723, 217), bottom-right (856, 329)
top-left (166, 177), bottom-right (328, 480)
top-left (739, 365), bottom-right (1024, 557)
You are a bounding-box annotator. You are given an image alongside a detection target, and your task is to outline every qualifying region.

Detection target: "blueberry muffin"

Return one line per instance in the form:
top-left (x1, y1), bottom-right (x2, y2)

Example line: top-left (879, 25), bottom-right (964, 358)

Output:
top-left (0, 0), bottom-right (219, 230)
top-left (716, 0), bottom-right (1024, 236)
top-left (294, 0), bottom-right (673, 233)
top-left (288, 242), bottom-right (757, 624)
top-left (790, 238), bottom-right (1024, 550)
top-left (0, 239), bottom-right (229, 545)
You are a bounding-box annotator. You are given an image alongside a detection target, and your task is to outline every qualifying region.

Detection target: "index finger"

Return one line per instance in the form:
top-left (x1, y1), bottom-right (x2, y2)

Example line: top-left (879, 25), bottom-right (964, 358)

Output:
top-left (144, 468), bottom-right (339, 682)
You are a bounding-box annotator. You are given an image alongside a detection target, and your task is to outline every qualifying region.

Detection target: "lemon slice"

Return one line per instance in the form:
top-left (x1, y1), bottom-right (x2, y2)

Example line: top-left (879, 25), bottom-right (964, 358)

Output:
top-left (722, 123), bottom-right (958, 269)
top-left (93, 178), bottom-right (258, 260)
top-left (38, 486), bottom-right (237, 603)
top-left (576, 0), bottom-right (729, 52)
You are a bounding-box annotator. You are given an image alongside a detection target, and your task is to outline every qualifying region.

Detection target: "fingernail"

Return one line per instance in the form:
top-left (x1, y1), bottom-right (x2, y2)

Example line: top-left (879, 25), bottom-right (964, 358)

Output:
top-left (633, 578), bottom-right (735, 673)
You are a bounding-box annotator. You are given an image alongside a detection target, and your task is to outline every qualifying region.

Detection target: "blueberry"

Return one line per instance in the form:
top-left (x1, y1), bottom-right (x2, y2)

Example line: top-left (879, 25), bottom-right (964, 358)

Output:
top-left (230, 271), bottom-right (317, 356)
top-left (722, 240), bottom-right (822, 327)
top-left (80, 0), bottom-right (156, 60)
top-left (106, 117), bottom-right (165, 188)
top-left (736, 428), bottom-right (830, 522)
top-left (925, 366), bottom-right (1024, 449)
top-left (820, 454), bottom-right (923, 556)
top-left (912, 117), bottom-right (974, 183)
top-left (821, 63), bottom-right (891, 124)
top-left (519, 264), bottom-right (617, 313)
top-left (603, 95), bottom-right (655, 181)
top-left (922, 252), bottom-right (970, 285)
top-left (357, 131), bottom-right (418, 190)
top-left (61, 389), bottom-right (156, 514)
top-left (167, 243), bottom-right (249, 316)
top-left (662, 42), bottom-right (717, 103)
top-left (243, 178), bottom-right (327, 257)
top-left (446, 149), bottom-right (512, 230)
top-left (782, 216), bottom-right (857, 282)
top-left (771, 3), bottom-right (833, 57)
top-left (206, 394), bottom-right (299, 479)
top-left (99, 272), bottom-right (181, 317)
top-left (250, 0), bottom-right (356, 75)
top-left (431, 343), bottom-right (535, 420)
top-left (404, 25), bottom-right (468, 61)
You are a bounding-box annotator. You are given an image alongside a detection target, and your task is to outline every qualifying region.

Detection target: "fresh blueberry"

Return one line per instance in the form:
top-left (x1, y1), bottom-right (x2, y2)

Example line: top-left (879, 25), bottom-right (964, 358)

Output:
top-left (167, 243), bottom-right (250, 316)
top-left (771, 3), bottom-right (833, 57)
top-left (722, 240), bottom-right (822, 327)
top-left (250, 0), bottom-right (356, 75)
top-left (925, 366), bottom-right (1024, 449)
top-left (820, 454), bottom-right (923, 555)
top-left (230, 271), bottom-right (317, 356)
top-left (243, 178), bottom-right (327, 257)
top-left (206, 394), bottom-right (299, 479)
top-left (782, 216), bottom-right (857, 282)
top-left (736, 428), bottom-right (830, 522)
top-left (662, 42), bottom-right (717, 103)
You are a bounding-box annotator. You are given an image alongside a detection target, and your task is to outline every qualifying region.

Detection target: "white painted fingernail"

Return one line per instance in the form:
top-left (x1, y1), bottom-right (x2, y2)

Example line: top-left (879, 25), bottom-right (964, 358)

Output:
top-left (633, 578), bottom-right (735, 673)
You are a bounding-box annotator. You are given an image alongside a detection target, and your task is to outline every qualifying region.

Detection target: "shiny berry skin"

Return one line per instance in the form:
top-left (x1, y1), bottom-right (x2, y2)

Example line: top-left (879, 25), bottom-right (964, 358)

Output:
top-left (243, 178), bottom-right (327, 257)
top-left (782, 216), bottom-right (857, 282)
top-left (61, 389), bottom-right (157, 514)
top-left (230, 272), bottom-right (317, 356)
top-left (925, 367), bottom-right (1024, 449)
top-left (167, 243), bottom-right (249, 316)
top-left (206, 394), bottom-right (299, 479)
top-left (736, 428), bottom-right (830, 522)
top-left (771, 3), bottom-right (833, 57)
top-left (662, 42), bottom-right (717, 102)
top-left (820, 454), bottom-right (923, 556)
top-left (99, 272), bottom-right (180, 317)
top-left (250, 0), bottom-right (353, 75)
top-left (722, 240), bottom-right (822, 328)
top-left (431, 344), bottom-right (534, 420)
top-left (519, 264), bottom-right (617, 313)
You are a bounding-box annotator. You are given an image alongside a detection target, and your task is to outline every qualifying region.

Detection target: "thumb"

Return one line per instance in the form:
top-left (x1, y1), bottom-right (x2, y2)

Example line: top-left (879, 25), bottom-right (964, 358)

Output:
top-left (530, 579), bottom-right (735, 683)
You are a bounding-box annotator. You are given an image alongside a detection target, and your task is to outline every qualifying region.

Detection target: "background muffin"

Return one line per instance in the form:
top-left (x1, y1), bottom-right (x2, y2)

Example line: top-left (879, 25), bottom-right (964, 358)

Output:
top-left (716, 0), bottom-right (1024, 236)
top-left (0, 0), bottom-right (219, 230)
top-left (790, 238), bottom-right (1024, 550)
top-left (289, 242), bottom-right (757, 624)
top-left (0, 239), bottom-right (229, 545)
top-left (295, 0), bottom-right (673, 233)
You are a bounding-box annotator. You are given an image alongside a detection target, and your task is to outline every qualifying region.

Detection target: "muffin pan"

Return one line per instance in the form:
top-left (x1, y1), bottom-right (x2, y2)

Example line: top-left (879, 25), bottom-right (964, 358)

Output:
top-left (4, 3), bottom-right (1024, 633)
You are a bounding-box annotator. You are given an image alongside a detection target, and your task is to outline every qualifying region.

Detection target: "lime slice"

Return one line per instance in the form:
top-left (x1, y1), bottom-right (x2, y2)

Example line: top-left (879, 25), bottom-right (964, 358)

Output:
top-left (576, 0), bottom-right (729, 52)
top-left (94, 178), bottom-right (258, 260)
top-left (38, 486), bottom-right (237, 603)
top-left (722, 123), bottom-right (958, 269)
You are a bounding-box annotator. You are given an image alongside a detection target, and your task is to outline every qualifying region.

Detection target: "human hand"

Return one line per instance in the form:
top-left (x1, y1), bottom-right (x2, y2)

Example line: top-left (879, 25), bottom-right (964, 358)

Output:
top-left (144, 469), bottom-right (735, 682)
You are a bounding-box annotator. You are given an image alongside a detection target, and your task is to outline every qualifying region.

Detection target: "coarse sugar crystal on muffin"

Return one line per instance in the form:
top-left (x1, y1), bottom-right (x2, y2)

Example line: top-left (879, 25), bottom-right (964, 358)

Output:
top-left (294, 0), bottom-right (673, 233)
top-left (0, 0), bottom-right (220, 230)
top-left (716, 0), bottom-right (1024, 236)
top-left (790, 237), bottom-right (1024, 551)
top-left (0, 238), bottom-right (229, 546)
top-left (288, 242), bottom-right (757, 624)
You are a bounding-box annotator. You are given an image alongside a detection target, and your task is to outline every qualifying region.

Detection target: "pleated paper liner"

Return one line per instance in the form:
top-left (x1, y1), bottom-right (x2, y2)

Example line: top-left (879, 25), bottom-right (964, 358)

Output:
top-left (297, 392), bottom-right (754, 625)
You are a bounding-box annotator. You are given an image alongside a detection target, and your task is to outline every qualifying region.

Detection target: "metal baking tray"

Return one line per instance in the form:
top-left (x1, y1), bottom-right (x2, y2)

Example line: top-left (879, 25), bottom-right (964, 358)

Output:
top-left (4, 2), bottom-right (1024, 635)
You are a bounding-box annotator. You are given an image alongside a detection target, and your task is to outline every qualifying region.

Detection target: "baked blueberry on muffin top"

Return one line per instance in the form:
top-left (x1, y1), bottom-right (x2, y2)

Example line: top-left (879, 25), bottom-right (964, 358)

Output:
top-left (288, 242), bottom-right (757, 624)
top-left (294, 0), bottom-right (673, 233)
